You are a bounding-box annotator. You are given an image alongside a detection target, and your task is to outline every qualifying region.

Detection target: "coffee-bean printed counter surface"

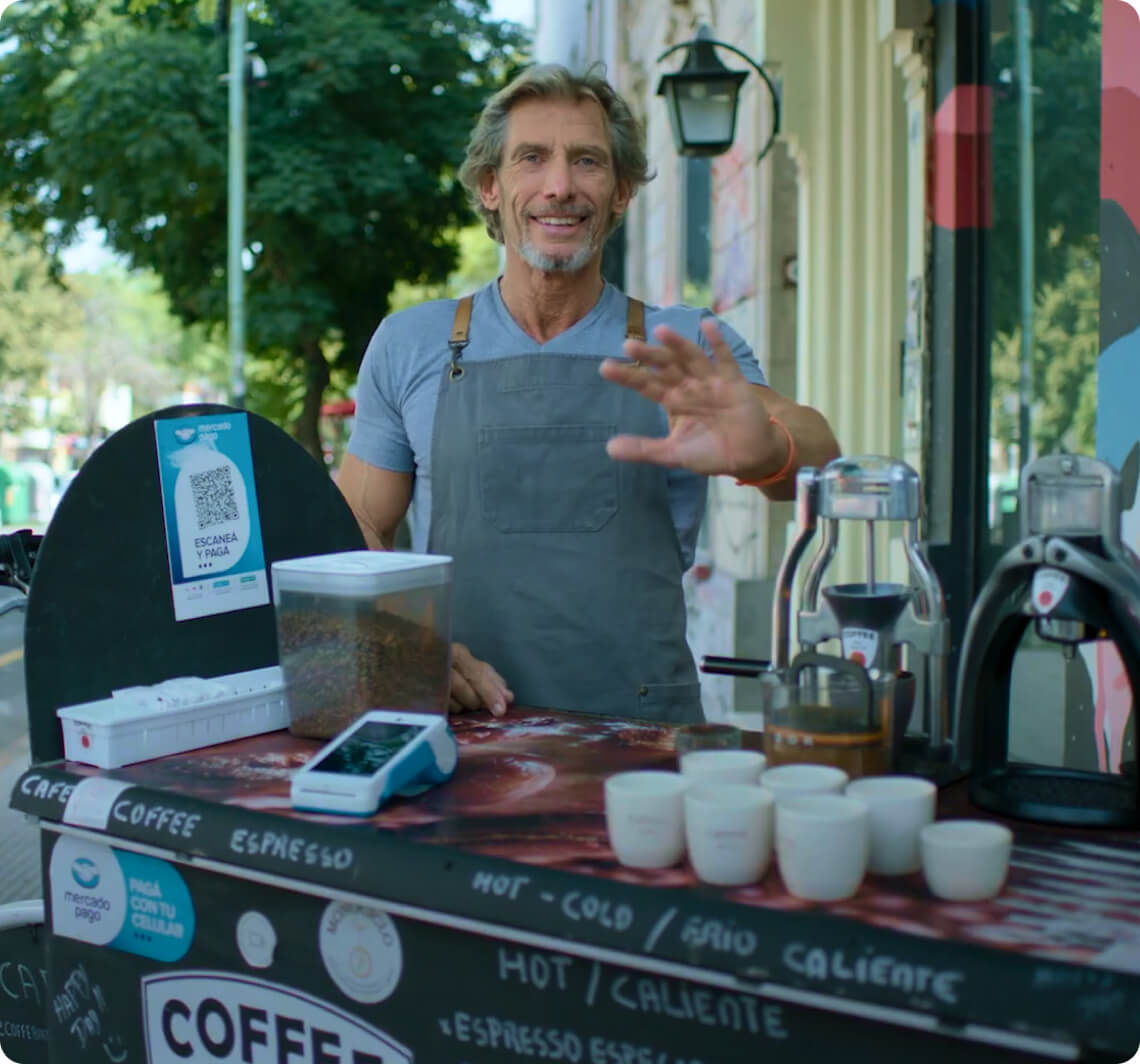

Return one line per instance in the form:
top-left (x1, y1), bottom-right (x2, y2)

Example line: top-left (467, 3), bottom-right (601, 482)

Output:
top-left (6, 708), bottom-right (1140, 1064)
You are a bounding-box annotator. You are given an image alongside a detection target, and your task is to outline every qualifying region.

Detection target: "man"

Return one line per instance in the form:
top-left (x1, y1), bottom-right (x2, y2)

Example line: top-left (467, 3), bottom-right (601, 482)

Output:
top-left (337, 64), bottom-right (839, 723)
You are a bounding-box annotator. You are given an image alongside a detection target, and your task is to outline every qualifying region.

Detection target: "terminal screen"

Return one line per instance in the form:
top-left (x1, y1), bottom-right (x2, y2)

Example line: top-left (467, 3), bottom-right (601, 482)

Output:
top-left (312, 721), bottom-right (427, 776)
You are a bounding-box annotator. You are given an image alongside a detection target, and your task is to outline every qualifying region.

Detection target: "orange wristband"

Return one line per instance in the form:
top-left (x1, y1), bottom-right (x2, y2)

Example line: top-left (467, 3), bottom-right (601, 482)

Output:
top-left (735, 416), bottom-right (797, 488)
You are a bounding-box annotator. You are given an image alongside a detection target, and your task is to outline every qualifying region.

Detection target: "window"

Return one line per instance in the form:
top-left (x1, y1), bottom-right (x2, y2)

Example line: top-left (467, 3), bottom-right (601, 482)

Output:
top-left (985, 0), bottom-right (1101, 561)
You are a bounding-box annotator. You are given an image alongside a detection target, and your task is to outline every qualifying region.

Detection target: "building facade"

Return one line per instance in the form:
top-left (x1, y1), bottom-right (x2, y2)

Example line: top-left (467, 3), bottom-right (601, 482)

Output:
top-left (535, 0), bottom-right (1133, 746)
top-left (535, 0), bottom-right (932, 714)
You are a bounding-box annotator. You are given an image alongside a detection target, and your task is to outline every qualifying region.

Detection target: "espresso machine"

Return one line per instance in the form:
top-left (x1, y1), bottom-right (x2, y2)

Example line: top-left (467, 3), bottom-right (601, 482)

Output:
top-left (956, 454), bottom-right (1140, 827)
top-left (774, 456), bottom-right (952, 764)
top-left (703, 456), bottom-right (953, 770)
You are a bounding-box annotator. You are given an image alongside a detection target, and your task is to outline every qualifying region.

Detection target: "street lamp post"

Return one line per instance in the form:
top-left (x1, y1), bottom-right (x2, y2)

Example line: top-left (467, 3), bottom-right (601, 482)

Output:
top-left (227, 0), bottom-right (246, 409)
top-left (1015, 0), bottom-right (1035, 469)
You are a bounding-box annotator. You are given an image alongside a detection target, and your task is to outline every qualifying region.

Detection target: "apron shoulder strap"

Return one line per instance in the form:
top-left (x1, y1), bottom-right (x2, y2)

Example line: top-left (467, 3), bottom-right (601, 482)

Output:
top-left (626, 297), bottom-right (646, 342)
top-left (450, 294), bottom-right (474, 349)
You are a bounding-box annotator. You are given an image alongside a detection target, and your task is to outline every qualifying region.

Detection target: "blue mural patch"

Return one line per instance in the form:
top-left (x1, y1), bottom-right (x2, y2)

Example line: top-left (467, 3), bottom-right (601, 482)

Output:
top-left (1096, 323), bottom-right (1140, 468)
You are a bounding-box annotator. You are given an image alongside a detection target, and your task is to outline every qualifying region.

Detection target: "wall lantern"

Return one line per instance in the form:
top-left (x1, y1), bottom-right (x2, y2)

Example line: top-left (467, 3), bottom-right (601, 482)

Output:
top-left (655, 25), bottom-right (781, 162)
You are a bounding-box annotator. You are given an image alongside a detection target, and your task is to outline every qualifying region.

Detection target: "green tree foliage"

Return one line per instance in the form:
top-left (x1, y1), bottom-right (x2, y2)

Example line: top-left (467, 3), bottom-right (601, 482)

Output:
top-left (988, 0), bottom-right (1101, 471)
top-left (50, 269), bottom-right (228, 453)
top-left (0, 0), bottom-right (528, 455)
top-left (990, 0), bottom-right (1101, 339)
top-left (991, 238), bottom-right (1099, 458)
top-left (387, 222), bottom-right (502, 312)
top-left (0, 248), bottom-right (228, 448)
top-left (0, 221), bottom-right (81, 431)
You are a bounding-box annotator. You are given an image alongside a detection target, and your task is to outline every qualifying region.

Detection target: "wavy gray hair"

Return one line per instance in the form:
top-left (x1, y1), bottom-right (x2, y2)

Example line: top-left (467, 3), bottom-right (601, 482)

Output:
top-left (458, 63), bottom-right (651, 243)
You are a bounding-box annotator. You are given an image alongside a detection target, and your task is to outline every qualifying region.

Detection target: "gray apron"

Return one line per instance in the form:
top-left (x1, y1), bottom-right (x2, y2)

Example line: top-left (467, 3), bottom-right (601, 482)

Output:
top-left (425, 293), bottom-right (703, 723)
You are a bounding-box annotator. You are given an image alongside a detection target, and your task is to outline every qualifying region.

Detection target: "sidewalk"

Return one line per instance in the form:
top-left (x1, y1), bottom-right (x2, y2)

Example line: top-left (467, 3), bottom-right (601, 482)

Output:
top-left (0, 734), bottom-right (42, 905)
top-left (0, 530), bottom-right (41, 905)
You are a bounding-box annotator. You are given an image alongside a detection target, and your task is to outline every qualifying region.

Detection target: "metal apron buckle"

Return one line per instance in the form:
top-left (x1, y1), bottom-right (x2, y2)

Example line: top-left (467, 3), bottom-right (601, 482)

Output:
top-left (448, 341), bottom-right (466, 380)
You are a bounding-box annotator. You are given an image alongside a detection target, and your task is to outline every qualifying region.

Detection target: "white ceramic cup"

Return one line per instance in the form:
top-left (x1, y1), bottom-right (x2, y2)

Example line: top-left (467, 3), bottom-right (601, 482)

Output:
top-left (684, 783), bottom-right (775, 887)
top-left (920, 819), bottom-right (1013, 902)
top-left (845, 775), bottom-right (937, 875)
top-left (775, 794), bottom-right (870, 901)
top-left (680, 749), bottom-right (767, 785)
top-left (605, 771), bottom-right (690, 869)
top-left (761, 763), bottom-right (849, 803)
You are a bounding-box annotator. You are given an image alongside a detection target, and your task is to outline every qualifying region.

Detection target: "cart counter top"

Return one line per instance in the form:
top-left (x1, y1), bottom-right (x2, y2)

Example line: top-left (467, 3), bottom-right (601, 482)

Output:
top-left (10, 708), bottom-right (1140, 1060)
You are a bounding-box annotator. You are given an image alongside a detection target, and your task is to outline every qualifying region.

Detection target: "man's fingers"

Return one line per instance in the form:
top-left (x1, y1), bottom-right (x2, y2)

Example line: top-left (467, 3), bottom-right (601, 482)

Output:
top-left (601, 367), bottom-right (731, 417)
top-left (612, 346), bottom-right (686, 390)
top-left (699, 318), bottom-right (732, 363)
top-left (621, 337), bottom-right (672, 367)
top-left (621, 335), bottom-right (708, 381)
top-left (485, 664), bottom-right (514, 702)
top-left (618, 324), bottom-right (737, 383)
top-left (598, 359), bottom-right (670, 403)
top-left (449, 642), bottom-right (511, 716)
top-left (451, 642), bottom-right (475, 669)
top-left (449, 666), bottom-right (481, 710)
top-left (469, 652), bottom-right (512, 714)
top-left (605, 434), bottom-right (674, 465)
top-left (469, 664), bottom-right (510, 717)
top-left (651, 324), bottom-right (716, 377)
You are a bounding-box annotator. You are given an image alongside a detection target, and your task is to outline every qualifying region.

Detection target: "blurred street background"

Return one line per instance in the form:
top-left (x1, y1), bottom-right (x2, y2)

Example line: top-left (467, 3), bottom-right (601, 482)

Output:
top-left (0, 0), bottom-right (536, 908)
top-left (0, 590), bottom-right (37, 905)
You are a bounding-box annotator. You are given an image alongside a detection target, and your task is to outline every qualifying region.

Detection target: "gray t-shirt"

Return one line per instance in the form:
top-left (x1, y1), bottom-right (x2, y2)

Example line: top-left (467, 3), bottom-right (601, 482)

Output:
top-left (346, 279), bottom-right (766, 569)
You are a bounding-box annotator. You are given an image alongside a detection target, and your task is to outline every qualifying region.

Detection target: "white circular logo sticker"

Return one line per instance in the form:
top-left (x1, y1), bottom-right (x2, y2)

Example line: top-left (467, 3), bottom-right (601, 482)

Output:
top-left (319, 901), bottom-right (402, 1004)
top-left (1031, 568), bottom-right (1071, 615)
top-left (236, 910), bottom-right (278, 969)
top-left (49, 837), bottom-right (127, 946)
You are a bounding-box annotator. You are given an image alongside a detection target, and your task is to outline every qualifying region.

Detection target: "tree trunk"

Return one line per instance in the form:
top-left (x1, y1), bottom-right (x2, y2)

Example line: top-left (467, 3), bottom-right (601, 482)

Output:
top-left (292, 339), bottom-right (330, 463)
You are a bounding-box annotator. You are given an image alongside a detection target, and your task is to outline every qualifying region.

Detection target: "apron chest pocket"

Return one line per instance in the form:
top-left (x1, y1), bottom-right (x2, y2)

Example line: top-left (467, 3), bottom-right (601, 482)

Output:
top-left (478, 424), bottom-right (619, 533)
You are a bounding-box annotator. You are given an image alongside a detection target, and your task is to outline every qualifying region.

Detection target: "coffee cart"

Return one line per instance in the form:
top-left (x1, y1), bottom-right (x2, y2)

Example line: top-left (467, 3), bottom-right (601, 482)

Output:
top-left (2, 410), bottom-right (1138, 1064)
top-left (7, 709), bottom-right (1140, 1064)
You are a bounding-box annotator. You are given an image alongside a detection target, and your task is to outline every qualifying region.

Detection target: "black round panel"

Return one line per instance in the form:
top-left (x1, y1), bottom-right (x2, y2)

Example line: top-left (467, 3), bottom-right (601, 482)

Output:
top-left (24, 404), bottom-right (366, 763)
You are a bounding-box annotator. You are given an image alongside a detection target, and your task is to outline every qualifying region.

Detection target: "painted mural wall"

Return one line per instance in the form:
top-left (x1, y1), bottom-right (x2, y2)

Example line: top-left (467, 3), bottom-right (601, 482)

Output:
top-left (1088, 0), bottom-right (1140, 775)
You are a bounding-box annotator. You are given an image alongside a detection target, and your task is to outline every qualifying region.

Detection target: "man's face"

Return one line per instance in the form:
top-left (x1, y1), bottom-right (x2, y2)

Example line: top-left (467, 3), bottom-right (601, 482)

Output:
top-left (480, 96), bottom-right (631, 274)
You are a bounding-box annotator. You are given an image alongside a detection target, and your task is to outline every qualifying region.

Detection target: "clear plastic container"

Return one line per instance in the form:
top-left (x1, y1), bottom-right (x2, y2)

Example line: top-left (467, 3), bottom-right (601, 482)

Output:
top-left (271, 551), bottom-right (453, 739)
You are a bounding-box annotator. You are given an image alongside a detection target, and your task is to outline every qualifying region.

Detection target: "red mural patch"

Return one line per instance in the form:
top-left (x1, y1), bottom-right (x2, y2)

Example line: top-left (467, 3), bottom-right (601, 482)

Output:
top-left (1102, 1), bottom-right (1140, 233)
top-left (1102, 0), bottom-right (1140, 96)
top-left (930, 86), bottom-right (994, 230)
top-left (931, 131), bottom-right (993, 231)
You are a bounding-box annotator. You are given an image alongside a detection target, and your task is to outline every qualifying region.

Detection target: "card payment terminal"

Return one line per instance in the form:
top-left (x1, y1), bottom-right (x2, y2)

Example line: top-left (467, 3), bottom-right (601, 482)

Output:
top-left (290, 709), bottom-right (458, 815)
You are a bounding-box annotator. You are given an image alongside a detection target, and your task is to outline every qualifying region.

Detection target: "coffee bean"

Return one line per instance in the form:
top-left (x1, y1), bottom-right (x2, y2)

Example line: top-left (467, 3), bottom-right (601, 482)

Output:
top-left (276, 591), bottom-right (450, 739)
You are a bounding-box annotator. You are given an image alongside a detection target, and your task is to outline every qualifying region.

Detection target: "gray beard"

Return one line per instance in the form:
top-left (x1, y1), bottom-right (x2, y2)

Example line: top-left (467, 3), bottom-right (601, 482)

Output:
top-left (519, 236), bottom-right (597, 273)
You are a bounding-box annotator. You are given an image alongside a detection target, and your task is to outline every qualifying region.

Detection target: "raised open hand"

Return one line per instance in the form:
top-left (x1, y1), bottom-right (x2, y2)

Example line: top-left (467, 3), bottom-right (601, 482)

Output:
top-left (599, 318), bottom-right (787, 479)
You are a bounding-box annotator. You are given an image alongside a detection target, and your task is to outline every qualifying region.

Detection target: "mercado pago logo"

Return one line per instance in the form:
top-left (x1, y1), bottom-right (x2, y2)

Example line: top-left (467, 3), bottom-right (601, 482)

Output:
top-left (49, 836), bottom-right (196, 963)
top-left (71, 857), bottom-right (100, 889)
top-left (141, 972), bottom-right (412, 1064)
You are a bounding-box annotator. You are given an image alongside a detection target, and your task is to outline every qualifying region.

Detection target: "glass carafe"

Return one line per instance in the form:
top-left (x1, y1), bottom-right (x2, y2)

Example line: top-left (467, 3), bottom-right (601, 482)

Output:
top-left (762, 652), bottom-right (895, 779)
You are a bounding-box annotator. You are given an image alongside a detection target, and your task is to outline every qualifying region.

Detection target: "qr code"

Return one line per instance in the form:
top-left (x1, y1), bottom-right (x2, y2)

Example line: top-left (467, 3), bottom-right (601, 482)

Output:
top-left (189, 465), bottom-right (240, 529)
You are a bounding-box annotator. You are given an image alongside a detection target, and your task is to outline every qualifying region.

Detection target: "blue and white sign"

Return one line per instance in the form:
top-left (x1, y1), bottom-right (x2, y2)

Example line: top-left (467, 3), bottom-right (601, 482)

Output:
top-left (154, 413), bottom-right (269, 621)
top-left (49, 837), bottom-right (196, 963)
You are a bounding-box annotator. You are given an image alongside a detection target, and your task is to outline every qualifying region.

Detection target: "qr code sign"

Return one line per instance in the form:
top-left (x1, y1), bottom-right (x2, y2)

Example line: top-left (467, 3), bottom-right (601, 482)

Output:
top-left (189, 465), bottom-right (240, 529)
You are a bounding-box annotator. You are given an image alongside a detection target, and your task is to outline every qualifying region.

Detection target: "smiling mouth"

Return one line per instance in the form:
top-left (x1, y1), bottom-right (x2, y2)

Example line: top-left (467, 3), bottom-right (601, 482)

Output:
top-left (531, 215), bottom-right (588, 231)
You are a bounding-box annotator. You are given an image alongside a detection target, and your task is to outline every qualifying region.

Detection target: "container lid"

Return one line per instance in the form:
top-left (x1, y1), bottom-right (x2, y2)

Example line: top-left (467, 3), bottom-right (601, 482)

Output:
top-left (271, 550), bottom-right (452, 596)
